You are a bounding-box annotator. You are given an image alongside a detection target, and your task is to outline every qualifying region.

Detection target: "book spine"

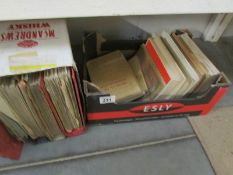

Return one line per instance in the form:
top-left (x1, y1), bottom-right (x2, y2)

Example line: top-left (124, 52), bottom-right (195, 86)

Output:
top-left (70, 68), bottom-right (86, 127)
top-left (145, 39), bottom-right (170, 84)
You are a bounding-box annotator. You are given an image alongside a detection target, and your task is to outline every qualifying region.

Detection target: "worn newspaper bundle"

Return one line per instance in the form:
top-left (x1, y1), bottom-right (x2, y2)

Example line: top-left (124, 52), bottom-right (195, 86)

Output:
top-left (0, 19), bottom-right (85, 142)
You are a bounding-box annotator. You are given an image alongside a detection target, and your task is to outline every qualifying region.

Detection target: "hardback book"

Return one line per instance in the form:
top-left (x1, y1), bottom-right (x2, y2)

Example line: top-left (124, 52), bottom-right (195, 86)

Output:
top-left (0, 95), bottom-right (29, 142)
top-left (171, 30), bottom-right (220, 95)
top-left (161, 31), bottom-right (201, 97)
top-left (128, 49), bottom-right (149, 95)
top-left (0, 112), bottom-right (28, 142)
top-left (0, 76), bottom-right (45, 139)
top-left (145, 33), bottom-right (187, 100)
top-left (86, 50), bottom-right (144, 102)
top-left (129, 44), bottom-right (162, 100)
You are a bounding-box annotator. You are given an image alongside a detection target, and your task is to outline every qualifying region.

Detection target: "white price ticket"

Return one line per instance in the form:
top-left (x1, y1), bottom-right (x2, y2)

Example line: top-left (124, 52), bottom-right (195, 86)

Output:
top-left (99, 96), bottom-right (116, 104)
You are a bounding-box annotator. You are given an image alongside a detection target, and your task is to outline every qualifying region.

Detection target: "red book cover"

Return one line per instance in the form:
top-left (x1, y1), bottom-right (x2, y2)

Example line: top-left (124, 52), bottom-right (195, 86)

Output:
top-left (39, 71), bottom-right (85, 137)
top-left (39, 73), bottom-right (67, 135)
top-left (0, 123), bottom-right (23, 160)
top-left (145, 39), bottom-right (171, 84)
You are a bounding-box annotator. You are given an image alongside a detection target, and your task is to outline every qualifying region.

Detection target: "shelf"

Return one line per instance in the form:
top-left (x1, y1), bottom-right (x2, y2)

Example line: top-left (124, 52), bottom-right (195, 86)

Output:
top-left (0, 0), bottom-right (233, 21)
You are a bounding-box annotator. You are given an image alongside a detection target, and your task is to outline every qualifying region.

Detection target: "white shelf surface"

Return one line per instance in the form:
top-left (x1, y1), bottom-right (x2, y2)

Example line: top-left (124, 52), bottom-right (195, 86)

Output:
top-left (0, 0), bottom-right (233, 21)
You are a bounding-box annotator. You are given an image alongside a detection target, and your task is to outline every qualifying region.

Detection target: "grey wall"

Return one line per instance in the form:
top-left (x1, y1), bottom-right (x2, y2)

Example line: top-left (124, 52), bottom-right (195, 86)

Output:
top-left (67, 14), bottom-right (233, 44)
top-left (223, 19), bottom-right (233, 37)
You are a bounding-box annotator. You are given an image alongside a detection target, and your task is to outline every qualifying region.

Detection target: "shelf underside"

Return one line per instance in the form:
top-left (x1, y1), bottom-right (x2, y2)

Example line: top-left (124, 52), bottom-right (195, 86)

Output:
top-left (0, 0), bottom-right (233, 21)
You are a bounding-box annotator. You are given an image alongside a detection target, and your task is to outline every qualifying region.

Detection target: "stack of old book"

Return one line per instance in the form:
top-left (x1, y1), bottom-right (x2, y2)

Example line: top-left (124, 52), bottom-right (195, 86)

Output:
top-left (86, 30), bottom-right (220, 103)
top-left (0, 19), bottom-right (85, 142)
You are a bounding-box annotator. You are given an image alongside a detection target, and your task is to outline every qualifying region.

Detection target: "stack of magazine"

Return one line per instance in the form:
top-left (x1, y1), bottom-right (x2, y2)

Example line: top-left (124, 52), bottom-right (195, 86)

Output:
top-left (0, 19), bottom-right (85, 142)
top-left (86, 30), bottom-right (220, 103)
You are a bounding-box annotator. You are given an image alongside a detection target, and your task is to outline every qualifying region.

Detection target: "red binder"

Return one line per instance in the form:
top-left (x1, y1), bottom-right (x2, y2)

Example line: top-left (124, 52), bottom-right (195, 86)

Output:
top-left (39, 69), bottom-right (85, 137)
